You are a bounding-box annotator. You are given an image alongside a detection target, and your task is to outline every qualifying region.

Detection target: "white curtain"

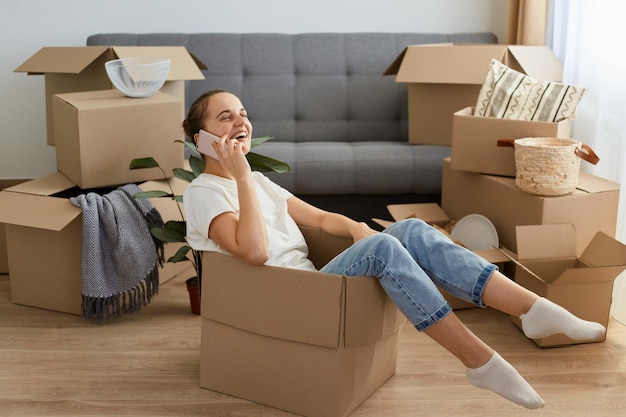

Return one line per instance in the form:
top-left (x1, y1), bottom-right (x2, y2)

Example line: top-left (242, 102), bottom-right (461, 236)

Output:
top-left (548, 0), bottom-right (626, 242)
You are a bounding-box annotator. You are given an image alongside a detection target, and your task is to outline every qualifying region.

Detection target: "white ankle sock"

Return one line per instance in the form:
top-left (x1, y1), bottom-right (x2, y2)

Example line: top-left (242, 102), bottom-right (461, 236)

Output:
top-left (520, 297), bottom-right (606, 341)
top-left (466, 352), bottom-right (545, 409)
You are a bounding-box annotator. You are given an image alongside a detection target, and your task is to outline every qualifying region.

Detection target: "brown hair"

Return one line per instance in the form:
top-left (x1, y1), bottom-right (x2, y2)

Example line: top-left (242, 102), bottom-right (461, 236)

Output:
top-left (182, 89), bottom-right (228, 139)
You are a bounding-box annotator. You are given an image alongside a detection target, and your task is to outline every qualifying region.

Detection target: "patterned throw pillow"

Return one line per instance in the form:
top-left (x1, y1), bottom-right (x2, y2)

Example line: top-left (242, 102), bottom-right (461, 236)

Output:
top-left (475, 59), bottom-right (586, 122)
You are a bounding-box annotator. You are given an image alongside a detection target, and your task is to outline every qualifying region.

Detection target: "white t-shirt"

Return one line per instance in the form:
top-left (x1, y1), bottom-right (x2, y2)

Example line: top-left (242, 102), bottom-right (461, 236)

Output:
top-left (183, 172), bottom-right (316, 271)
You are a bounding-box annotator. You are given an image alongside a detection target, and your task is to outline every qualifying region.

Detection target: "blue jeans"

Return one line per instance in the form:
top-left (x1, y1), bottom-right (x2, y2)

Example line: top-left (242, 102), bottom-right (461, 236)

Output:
top-left (320, 219), bottom-right (497, 331)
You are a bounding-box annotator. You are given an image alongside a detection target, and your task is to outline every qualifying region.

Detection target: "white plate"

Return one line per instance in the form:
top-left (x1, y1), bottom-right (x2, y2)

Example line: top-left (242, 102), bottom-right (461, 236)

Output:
top-left (449, 214), bottom-right (499, 251)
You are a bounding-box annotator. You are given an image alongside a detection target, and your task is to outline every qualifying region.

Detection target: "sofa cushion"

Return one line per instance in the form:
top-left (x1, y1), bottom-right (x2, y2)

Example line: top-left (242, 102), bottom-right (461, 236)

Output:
top-left (257, 141), bottom-right (451, 194)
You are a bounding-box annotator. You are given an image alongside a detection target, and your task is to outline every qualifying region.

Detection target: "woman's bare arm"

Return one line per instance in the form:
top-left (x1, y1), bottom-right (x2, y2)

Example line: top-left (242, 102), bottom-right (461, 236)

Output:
top-left (206, 139), bottom-right (269, 265)
top-left (287, 196), bottom-right (377, 243)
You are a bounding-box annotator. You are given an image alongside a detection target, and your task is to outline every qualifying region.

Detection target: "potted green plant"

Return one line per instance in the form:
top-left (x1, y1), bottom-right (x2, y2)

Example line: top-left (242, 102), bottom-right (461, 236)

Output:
top-left (130, 137), bottom-right (290, 314)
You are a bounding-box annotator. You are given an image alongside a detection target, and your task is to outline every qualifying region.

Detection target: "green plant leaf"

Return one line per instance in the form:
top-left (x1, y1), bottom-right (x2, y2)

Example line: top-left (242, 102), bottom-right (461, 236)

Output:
top-left (189, 155), bottom-right (205, 178)
top-left (173, 167), bottom-right (196, 183)
top-left (134, 190), bottom-right (173, 199)
top-left (247, 152), bottom-right (291, 173)
top-left (150, 220), bottom-right (186, 243)
top-left (250, 136), bottom-right (274, 147)
top-left (129, 157), bottom-right (160, 170)
top-left (164, 220), bottom-right (186, 234)
top-left (168, 245), bottom-right (192, 263)
top-left (176, 139), bottom-right (203, 160)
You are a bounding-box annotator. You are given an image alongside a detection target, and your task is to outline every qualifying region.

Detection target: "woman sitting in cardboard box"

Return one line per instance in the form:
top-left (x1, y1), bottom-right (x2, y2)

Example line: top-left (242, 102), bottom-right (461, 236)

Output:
top-left (183, 90), bottom-right (606, 410)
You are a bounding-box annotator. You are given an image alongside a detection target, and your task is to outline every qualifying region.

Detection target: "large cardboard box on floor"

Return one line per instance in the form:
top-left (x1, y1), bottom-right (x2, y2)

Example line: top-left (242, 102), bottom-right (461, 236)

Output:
top-left (200, 226), bottom-right (405, 417)
top-left (15, 45), bottom-right (206, 145)
top-left (52, 90), bottom-right (184, 189)
top-left (0, 172), bottom-right (191, 315)
top-left (509, 224), bottom-right (626, 347)
top-left (372, 203), bottom-right (511, 309)
top-left (450, 106), bottom-right (572, 176)
top-left (384, 44), bottom-right (562, 146)
top-left (441, 158), bottom-right (620, 256)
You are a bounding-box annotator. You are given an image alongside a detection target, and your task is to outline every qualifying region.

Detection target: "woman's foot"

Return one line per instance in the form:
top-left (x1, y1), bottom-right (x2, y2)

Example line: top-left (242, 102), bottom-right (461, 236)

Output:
top-left (466, 352), bottom-right (545, 409)
top-left (520, 297), bottom-right (606, 341)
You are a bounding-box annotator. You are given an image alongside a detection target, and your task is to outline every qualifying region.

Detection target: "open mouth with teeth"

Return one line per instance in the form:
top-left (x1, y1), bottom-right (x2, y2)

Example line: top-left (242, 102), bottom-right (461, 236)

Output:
top-left (232, 131), bottom-right (248, 141)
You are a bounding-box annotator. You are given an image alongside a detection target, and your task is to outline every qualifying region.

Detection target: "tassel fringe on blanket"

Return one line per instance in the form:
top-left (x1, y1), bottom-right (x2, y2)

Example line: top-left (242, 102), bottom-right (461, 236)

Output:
top-left (70, 184), bottom-right (165, 322)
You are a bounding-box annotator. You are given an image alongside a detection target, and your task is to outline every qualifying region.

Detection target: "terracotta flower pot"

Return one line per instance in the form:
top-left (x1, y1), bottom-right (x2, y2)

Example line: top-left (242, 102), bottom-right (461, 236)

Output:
top-left (186, 277), bottom-right (201, 315)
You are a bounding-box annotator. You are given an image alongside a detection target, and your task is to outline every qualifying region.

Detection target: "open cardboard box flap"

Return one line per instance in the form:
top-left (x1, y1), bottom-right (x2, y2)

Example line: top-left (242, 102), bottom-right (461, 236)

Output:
top-left (373, 203), bottom-right (510, 264)
top-left (506, 45), bottom-right (563, 81)
top-left (384, 43), bottom-right (505, 84)
top-left (15, 46), bottom-right (206, 81)
top-left (517, 224), bottom-right (626, 266)
top-left (384, 44), bottom-right (562, 84)
top-left (0, 172), bottom-right (80, 231)
top-left (515, 224), bottom-right (626, 285)
top-left (15, 46), bottom-right (112, 75)
top-left (516, 224), bottom-right (577, 260)
top-left (111, 46), bottom-right (206, 80)
top-left (0, 171), bottom-right (189, 233)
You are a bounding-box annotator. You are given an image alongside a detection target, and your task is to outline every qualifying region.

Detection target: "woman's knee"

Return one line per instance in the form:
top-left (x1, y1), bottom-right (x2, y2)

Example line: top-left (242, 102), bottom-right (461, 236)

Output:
top-left (361, 233), bottom-right (407, 257)
top-left (384, 218), bottom-right (431, 238)
top-left (368, 232), bottom-right (401, 247)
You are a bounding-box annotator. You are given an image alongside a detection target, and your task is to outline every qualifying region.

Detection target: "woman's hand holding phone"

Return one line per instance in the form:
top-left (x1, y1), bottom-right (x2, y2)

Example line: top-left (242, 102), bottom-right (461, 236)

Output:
top-left (196, 129), bottom-right (223, 160)
top-left (196, 129), bottom-right (250, 180)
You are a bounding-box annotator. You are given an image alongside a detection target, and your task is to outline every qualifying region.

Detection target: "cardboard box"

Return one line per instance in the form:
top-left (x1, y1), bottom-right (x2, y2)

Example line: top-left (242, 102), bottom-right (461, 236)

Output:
top-left (52, 90), bottom-right (184, 189)
top-left (384, 44), bottom-right (562, 145)
top-left (200, 226), bottom-right (405, 417)
top-left (0, 180), bottom-right (27, 274)
top-left (0, 224), bottom-right (7, 274)
top-left (15, 45), bottom-right (206, 145)
top-left (0, 172), bottom-right (192, 315)
top-left (509, 224), bottom-right (626, 347)
top-left (450, 106), bottom-right (572, 176)
top-left (372, 203), bottom-right (511, 309)
top-left (441, 158), bottom-right (620, 256)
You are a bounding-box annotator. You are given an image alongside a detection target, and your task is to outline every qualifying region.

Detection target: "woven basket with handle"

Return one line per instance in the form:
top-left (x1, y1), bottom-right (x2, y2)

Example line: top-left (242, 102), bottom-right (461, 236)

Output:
top-left (498, 137), bottom-right (599, 196)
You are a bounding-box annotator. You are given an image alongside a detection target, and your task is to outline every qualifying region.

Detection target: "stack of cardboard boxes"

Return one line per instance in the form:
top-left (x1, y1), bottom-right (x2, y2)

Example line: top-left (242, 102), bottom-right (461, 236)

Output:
top-left (0, 46), bottom-right (207, 315)
top-left (386, 43), bottom-right (626, 347)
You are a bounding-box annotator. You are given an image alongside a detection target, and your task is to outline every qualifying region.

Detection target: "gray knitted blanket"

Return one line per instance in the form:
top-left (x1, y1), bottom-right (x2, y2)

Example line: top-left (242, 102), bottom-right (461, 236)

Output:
top-left (70, 184), bottom-right (165, 321)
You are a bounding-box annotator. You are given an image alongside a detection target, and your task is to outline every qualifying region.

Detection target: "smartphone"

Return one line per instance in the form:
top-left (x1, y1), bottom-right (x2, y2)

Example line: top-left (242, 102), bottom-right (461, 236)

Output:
top-left (196, 129), bottom-right (222, 160)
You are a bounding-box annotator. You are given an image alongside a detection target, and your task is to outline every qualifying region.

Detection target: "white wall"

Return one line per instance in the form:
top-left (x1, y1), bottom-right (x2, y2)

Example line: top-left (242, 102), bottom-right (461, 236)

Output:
top-left (0, 0), bottom-right (507, 180)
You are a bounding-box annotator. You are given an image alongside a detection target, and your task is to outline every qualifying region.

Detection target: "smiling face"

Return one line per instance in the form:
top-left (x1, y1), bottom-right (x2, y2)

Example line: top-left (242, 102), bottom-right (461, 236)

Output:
top-left (202, 92), bottom-right (253, 154)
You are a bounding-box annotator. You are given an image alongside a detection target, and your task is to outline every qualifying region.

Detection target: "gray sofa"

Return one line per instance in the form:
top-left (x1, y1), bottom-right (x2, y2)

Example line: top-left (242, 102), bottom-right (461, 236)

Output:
top-left (87, 32), bottom-right (497, 223)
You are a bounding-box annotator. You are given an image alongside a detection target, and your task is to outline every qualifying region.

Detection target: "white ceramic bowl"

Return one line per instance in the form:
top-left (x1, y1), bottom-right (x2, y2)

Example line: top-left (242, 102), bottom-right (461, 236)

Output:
top-left (105, 57), bottom-right (170, 98)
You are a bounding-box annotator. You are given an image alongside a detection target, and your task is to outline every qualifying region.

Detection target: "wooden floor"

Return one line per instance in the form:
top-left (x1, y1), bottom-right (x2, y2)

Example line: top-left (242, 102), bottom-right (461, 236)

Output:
top-left (1, 272), bottom-right (625, 417)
